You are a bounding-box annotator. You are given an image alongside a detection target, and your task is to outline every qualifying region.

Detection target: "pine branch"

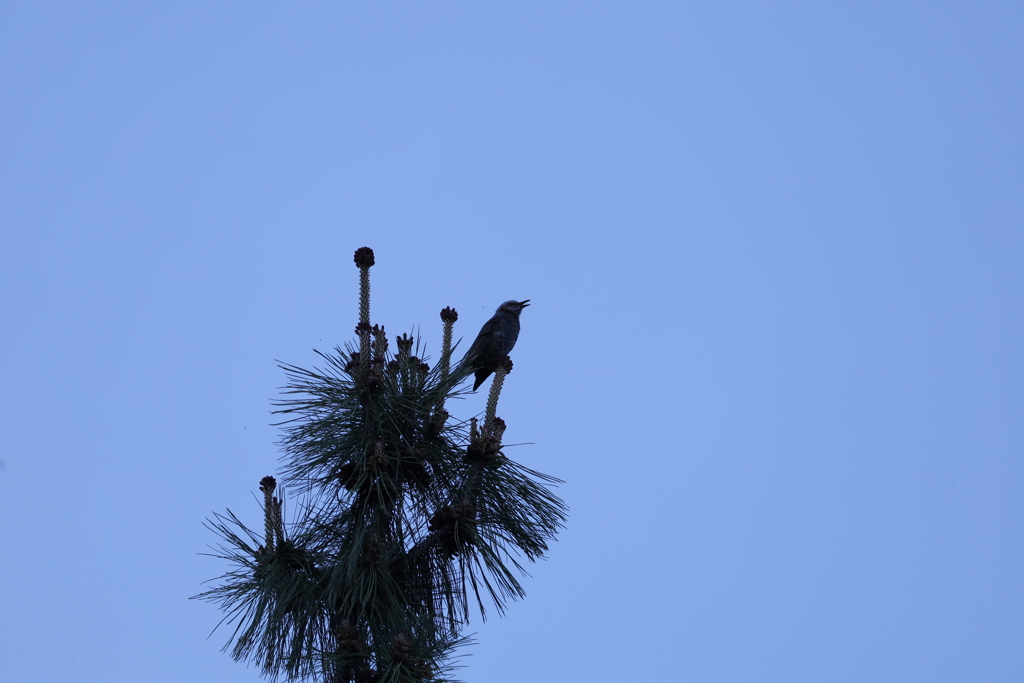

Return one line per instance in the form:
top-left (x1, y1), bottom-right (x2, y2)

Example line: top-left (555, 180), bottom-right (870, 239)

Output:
top-left (197, 247), bottom-right (566, 682)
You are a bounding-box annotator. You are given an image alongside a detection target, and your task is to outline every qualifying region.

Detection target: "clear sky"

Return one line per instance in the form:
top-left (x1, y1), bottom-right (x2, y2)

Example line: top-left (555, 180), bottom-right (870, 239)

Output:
top-left (1, 2), bottom-right (1022, 682)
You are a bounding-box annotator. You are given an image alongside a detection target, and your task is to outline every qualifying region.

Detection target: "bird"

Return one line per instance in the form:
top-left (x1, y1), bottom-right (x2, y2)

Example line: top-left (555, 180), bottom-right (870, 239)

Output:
top-left (463, 300), bottom-right (530, 390)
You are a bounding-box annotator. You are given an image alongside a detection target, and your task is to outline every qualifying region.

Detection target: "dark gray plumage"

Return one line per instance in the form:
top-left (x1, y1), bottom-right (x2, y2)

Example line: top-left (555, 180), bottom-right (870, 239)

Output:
top-left (463, 299), bottom-right (530, 391)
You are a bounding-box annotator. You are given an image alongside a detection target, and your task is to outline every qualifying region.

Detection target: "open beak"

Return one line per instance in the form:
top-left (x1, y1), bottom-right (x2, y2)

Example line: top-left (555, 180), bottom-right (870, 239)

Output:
top-left (518, 300), bottom-right (531, 308)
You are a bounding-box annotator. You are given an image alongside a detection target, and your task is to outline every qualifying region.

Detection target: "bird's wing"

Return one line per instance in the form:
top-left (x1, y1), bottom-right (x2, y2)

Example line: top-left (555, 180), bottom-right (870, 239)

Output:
top-left (463, 317), bottom-right (499, 363)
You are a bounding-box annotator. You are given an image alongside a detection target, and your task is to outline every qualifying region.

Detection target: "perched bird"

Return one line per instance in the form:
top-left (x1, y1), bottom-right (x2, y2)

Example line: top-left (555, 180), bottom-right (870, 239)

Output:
top-left (463, 300), bottom-right (530, 390)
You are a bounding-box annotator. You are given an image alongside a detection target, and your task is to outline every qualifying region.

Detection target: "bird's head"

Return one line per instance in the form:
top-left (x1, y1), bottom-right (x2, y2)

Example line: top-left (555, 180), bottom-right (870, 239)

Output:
top-left (497, 299), bottom-right (531, 316)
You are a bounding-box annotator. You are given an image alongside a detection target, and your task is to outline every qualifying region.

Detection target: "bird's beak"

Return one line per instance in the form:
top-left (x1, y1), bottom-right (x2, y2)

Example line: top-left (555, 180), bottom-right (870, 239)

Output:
top-left (518, 300), bottom-right (531, 308)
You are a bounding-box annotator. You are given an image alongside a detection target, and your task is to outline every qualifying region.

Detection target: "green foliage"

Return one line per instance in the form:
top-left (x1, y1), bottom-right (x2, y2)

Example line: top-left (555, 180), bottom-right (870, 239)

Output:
top-left (197, 250), bottom-right (566, 683)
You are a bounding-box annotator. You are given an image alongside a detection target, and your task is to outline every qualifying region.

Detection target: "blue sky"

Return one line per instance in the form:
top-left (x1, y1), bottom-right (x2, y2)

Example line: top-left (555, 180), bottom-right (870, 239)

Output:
top-left (1, 2), bottom-right (1022, 682)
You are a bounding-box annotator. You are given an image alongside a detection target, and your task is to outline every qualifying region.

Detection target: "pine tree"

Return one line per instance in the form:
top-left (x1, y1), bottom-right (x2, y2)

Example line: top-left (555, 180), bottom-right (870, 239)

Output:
top-left (196, 247), bottom-right (567, 682)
